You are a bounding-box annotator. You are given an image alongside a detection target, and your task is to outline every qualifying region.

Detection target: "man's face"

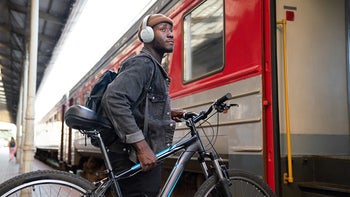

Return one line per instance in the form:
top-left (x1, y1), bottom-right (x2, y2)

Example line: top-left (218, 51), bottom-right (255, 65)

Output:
top-left (152, 23), bottom-right (174, 53)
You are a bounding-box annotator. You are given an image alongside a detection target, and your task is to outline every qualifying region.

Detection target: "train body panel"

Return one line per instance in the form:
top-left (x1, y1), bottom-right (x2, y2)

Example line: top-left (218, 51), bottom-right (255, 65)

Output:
top-left (35, 0), bottom-right (350, 196)
top-left (171, 75), bottom-right (265, 177)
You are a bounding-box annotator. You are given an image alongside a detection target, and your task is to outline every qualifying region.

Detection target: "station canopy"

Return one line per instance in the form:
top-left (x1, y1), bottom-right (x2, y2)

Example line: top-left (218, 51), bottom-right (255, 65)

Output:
top-left (0, 0), bottom-right (83, 123)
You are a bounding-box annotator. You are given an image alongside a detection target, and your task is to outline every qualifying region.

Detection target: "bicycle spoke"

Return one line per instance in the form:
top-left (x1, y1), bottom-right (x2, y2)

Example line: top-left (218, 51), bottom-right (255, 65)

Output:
top-left (194, 169), bottom-right (276, 197)
top-left (0, 171), bottom-right (95, 197)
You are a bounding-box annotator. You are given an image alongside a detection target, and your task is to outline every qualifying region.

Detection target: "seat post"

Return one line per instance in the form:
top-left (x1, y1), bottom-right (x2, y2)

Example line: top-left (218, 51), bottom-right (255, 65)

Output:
top-left (96, 132), bottom-right (123, 195)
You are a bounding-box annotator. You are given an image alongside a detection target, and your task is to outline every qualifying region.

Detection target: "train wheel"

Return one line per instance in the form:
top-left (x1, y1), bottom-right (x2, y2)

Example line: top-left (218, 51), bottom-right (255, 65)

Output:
top-left (0, 170), bottom-right (95, 196)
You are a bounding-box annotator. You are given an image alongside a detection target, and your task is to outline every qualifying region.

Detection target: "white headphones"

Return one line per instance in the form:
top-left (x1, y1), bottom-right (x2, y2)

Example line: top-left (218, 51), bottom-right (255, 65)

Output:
top-left (140, 15), bottom-right (154, 43)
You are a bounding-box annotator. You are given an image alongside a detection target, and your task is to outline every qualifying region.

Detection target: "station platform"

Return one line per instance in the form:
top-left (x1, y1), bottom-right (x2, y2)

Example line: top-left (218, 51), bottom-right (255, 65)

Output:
top-left (0, 147), bottom-right (53, 184)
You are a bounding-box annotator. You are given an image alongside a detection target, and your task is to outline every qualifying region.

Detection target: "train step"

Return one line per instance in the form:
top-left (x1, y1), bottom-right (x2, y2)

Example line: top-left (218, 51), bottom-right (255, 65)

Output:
top-left (298, 182), bottom-right (350, 197)
top-left (282, 156), bottom-right (350, 197)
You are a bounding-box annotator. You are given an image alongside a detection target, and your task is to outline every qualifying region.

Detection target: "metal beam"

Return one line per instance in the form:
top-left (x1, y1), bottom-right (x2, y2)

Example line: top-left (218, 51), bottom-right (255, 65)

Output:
top-left (0, 23), bottom-right (10, 33)
top-left (8, 1), bottom-right (66, 25)
top-left (0, 40), bottom-right (22, 51)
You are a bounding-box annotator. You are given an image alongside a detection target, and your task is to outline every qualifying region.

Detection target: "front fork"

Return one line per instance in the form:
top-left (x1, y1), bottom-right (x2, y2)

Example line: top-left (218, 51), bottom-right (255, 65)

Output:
top-left (199, 153), bottom-right (232, 197)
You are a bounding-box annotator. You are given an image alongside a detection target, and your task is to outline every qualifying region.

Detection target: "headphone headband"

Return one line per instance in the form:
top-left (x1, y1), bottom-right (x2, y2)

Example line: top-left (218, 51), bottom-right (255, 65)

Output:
top-left (142, 15), bottom-right (151, 30)
top-left (140, 15), bottom-right (154, 43)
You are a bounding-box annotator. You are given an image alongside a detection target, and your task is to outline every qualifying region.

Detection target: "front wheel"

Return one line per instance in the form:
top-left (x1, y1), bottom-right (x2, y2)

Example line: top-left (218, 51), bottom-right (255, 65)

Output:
top-left (0, 170), bottom-right (95, 196)
top-left (194, 169), bottom-right (276, 197)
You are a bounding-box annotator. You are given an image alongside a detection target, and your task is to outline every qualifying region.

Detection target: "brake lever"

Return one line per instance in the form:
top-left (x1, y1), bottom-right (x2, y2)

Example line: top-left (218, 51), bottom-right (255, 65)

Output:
top-left (215, 103), bottom-right (239, 113)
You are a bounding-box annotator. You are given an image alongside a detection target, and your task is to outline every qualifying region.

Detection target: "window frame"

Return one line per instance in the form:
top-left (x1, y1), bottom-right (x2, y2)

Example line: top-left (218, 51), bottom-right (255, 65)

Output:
top-left (182, 0), bottom-right (226, 84)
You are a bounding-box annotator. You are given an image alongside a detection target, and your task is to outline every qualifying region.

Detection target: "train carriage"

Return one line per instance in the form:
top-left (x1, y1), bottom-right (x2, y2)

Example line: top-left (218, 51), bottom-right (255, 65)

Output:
top-left (36, 0), bottom-right (350, 196)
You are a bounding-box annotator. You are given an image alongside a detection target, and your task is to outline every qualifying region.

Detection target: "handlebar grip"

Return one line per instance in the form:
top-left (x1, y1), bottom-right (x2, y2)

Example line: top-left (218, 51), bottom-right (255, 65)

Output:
top-left (182, 112), bottom-right (198, 120)
top-left (215, 93), bottom-right (232, 106)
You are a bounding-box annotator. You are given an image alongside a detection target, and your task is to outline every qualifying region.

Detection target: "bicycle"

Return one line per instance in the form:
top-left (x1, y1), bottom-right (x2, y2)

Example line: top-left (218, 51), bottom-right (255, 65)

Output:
top-left (0, 93), bottom-right (276, 197)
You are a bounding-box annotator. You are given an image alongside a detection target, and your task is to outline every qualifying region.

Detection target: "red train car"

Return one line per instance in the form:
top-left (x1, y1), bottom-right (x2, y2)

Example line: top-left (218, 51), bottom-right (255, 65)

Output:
top-left (36, 0), bottom-right (350, 196)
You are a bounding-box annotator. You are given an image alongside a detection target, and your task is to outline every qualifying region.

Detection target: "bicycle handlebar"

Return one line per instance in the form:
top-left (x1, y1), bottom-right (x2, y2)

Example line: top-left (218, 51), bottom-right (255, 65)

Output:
top-left (183, 93), bottom-right (232, 123)
top-left (215, 93), bottom-right (232, 106)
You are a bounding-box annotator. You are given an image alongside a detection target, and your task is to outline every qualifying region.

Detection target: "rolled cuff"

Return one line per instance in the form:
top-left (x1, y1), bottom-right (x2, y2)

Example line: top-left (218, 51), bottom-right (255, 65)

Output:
top-left (125, 130), bottom-right (145, 144)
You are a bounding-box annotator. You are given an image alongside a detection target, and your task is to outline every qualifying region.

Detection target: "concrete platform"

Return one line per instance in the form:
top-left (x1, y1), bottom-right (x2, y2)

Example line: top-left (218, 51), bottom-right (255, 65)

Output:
top-left (0, 146), bottom-right (53, 183)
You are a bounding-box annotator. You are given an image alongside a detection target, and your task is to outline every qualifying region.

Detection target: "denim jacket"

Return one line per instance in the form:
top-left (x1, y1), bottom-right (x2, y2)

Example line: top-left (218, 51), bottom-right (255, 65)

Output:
top-left (101, 48), bottom-right (175, 163)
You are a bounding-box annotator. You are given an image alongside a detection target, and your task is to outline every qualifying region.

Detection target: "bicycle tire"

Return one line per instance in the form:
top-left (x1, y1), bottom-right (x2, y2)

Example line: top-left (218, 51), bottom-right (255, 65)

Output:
top-left (0, 170), bottom-right (95, 197)
top-left (194, 169), bottom-right (276, 197)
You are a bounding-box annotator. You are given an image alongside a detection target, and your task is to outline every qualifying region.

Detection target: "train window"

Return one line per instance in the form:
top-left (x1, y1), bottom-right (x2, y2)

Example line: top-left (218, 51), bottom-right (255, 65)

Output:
top-left (162, 54), bottom-right (170, 73)
top-left (183, 0), bottom-right (224, 82)
top-left (75, 97), bottom-right (81, 105)
top-left (83, 91), bottom-right (90, 105)
top-left (53, 114), bottom-right (56, 121)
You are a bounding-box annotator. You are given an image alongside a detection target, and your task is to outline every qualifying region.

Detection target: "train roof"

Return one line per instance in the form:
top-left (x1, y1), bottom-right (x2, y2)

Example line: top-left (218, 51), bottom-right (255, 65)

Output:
top-left (68, 0), bottom-right (179, 97)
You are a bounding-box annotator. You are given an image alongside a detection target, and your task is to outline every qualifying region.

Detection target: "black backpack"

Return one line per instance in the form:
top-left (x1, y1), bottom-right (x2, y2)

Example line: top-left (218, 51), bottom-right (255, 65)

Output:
top-left (86, 70), bottom-right (117, 114)
top-left (85, 54), bottom-right (156, 147)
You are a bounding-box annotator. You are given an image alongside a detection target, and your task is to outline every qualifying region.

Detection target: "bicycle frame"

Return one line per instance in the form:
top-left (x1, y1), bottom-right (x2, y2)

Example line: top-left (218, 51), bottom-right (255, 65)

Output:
top-left (91, 117), bottom-right (228, 197)
top-left (63, 93), bottom-right (234, 197)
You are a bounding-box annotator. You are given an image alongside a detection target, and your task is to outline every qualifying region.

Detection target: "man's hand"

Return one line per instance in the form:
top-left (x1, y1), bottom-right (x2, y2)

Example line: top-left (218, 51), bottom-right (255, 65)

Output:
top-left (133, 140), bottom-right (157, 171)
top-left (171, 108), bottom-right (185, 122)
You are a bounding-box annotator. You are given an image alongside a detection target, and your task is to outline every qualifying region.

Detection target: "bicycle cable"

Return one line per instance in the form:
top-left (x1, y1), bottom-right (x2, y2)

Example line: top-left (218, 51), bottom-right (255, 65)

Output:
top-left (198, 111), bottom-right (222, 159)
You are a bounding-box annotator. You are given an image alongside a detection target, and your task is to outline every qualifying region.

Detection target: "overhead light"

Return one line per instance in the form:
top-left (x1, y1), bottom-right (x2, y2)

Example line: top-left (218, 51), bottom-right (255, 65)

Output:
top-left (0, 98), bottom-right (6, 104)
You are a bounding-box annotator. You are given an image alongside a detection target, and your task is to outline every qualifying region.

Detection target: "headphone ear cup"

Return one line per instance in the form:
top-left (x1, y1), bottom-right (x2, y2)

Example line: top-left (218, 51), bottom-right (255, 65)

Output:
top-left (140, 26), bottom-right (154, 43)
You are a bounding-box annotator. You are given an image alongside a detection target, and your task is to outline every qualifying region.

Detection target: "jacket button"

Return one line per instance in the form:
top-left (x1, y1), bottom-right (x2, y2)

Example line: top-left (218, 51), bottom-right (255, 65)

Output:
top-left (170, 123), bottom-right (174, 127)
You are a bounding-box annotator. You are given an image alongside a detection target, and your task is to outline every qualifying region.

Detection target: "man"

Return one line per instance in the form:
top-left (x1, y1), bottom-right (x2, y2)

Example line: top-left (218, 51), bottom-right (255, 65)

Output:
top-left (102, 14), bottom-right (183, 196)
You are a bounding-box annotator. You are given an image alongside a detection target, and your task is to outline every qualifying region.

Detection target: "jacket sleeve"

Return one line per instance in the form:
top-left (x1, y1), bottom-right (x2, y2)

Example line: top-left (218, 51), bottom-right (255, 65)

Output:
top-left (101, 57), bottom-right (154, 144)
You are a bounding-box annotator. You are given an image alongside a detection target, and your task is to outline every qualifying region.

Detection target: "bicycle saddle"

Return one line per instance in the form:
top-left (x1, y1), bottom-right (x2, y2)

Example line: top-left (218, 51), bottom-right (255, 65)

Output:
top-left (65, 105), bottom-right (113, 131)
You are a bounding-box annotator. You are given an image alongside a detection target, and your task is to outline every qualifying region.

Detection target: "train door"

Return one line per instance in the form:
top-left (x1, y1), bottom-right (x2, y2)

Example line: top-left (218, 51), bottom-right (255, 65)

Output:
top-left (276, 0), bottom-right (350, 196)
top-left (169, 0), bottom-right (271, 187)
